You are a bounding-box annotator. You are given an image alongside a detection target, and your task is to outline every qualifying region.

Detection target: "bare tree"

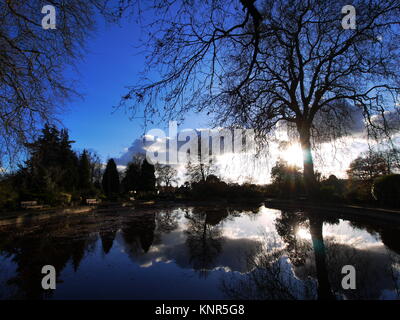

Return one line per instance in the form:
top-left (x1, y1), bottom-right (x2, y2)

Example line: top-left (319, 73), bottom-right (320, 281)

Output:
top-left (185, 158), bottom-right (215, 183)
top-left (119, 0), bottom-right (400, 197)
top-left (185, 147), bottom-right (217, 183)
top-left (155, 163), bottom-right (178, 187)
top-left (0, 0), bottom-right (127, 167)
top-left (86, 150), bottom-right (103, 185)
top-left (347, 150), bottom-right (391, 181)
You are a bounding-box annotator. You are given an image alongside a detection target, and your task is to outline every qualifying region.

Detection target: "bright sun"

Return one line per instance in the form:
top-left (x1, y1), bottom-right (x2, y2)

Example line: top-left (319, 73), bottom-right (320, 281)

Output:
top-left (296, 227), bottom-right (311, 240)
top-left (281, 143), bottom-right (304, 167)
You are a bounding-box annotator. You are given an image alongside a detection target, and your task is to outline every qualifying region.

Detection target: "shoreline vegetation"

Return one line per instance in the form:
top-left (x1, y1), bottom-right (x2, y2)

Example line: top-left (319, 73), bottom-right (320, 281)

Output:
top-left (1, 198), bottom-right (400, 226)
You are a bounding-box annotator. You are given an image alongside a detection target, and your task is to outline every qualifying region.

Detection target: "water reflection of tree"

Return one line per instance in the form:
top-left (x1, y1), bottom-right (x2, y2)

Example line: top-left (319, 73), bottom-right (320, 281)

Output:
top-left (222, 210), bottom-right (400, 300)
top-left (0, 212), bottom-right (117, 299)
top-left (156, 209), bottom-right (180, 233)
top-left (122, 212), bottom-right (156, 254)
top-left (308, 215), bottom-right (335, 300)
top-left (184, 208), bottom-right (226, 278)
top-left (221, 236), bottom-right (316, 299)
top-left (0, 223), bottom-right (95, 299)
top-left (275, 210), bottom-right (337, 299)
top-left (324, 219), bottom-right (400, 299)
top-left (100, 229), bottom-right (118, 255)
top-left (222, 212), bottom-right (335, 300)
top-left (350, 220), bottom-right (400, 255)
top-left (275, 210), bottom-right (310, 266)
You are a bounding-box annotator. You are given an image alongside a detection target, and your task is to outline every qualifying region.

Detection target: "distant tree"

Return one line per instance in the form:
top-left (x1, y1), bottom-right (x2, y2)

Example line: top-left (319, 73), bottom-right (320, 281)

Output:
top-left (0, 178), bottom-right (18, 210)
top-left (205, 174), bottom-right (221, 184)
top-left (78, 150), bottom-right (92, 191)
top-left (21, 124), bottom-right (79, 197)
top-left (58, 129), bottom-right (80, 192)
top-left (86, 150), bottom-right (103, 186)
top-left (185, 137), bottom-right (217, 183)
top-left (102, 159), bottom-right (120, 198)
top-left (186, 135), bottom-right (216, 183)
top-left (315, 171), bottom-right (322, 183)
top-left (381, 148), bottom-right (400, 174)
top-left (122, 158), bottom-right (142, 193)
top-left (372, 174), bottom-right (400, 207)
top-left (271, 159), bottom-right (304, 198)
top-left (186, 160), bottom-right (215, 184)
top-left (324, 175), bottom-right (342, 191)
top-left (319, 174), bottom-right (346, 202)
top-left (140, 159), bottom-right (156, 191)
top-left (347, 151), bottom-right (390, 181)
top-left (155, 164), bottom-right (178, 187)
top-left (271, 160), bottom-right (302, 184)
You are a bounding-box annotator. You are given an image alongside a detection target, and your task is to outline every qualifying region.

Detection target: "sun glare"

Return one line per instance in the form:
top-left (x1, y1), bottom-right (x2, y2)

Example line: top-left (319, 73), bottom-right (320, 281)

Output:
top-left (281, 143), bottom-right (304, 167)
top-left (296, 228), bottom-right (311, 240)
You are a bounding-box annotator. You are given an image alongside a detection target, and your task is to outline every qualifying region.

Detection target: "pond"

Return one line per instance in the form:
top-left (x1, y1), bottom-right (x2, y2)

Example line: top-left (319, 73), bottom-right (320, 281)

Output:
top-left (0, 205), bottom-right (399, 300)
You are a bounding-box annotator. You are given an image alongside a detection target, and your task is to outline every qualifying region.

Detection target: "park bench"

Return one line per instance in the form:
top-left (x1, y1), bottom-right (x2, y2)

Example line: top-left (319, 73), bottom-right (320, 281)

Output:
top-left (86, 199), bottom-right (98, 205)
top-left (20, 201), bottom-right (43, 209)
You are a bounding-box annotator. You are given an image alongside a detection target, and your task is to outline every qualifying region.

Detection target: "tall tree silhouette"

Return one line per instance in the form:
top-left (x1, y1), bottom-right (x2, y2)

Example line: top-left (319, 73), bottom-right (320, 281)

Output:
top-left (18, 124), bottom-right (79, 201)
top-left (140, 159), bottom-right (156, 191)
top-left (122, 157), bottom-right (142, 192)
top-left (78, 150), bottom-right (92, 191)
top-left (102, 159), bottom-right (120, 199)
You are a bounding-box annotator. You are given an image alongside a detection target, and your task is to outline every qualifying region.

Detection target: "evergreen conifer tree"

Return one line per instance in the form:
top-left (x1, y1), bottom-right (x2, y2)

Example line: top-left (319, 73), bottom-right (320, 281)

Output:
top-left (102, 159), bottom-right (120, 199)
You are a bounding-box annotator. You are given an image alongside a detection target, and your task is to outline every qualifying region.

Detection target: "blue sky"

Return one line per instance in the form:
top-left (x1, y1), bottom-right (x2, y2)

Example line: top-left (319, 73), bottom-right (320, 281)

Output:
top-left (62, 17), bottom-right (207, 162)
top-left (62, 18), bottom-right (142, 159)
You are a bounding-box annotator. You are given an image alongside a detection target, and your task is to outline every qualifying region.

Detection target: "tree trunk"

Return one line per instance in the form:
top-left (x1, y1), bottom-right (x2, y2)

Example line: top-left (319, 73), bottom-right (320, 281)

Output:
top-left (298, 122), bottom-right (317, 199)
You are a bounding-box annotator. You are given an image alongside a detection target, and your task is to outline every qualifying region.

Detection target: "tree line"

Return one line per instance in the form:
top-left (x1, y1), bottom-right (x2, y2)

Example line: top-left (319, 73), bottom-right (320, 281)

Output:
top-left (104, 155), bottom-right (157, 201)
top-left (268, 147), bottom-right (400, 207)
top-left (1, 124), bottom-right (399, 210)
top-left (0, 125), bottom-right (157, 209)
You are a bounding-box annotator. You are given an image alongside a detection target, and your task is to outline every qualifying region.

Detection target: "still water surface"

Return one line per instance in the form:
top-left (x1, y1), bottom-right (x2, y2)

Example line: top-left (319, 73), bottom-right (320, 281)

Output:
top-left (0, 205), bottom-right (399, 299)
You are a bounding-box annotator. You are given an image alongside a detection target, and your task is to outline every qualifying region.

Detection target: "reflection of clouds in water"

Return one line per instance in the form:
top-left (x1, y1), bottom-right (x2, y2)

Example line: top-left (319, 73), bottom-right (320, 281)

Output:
top-left (117, 207), bottom-right (282, 273)
top-left (117, 206), bottom-right (396, 285)
top-left (222, 207), bottom-right (280, 240)
top-left (118, 229), bottom-right (262, 273)
top-left (1, 205), bottom-right (400, 300)
top-left (292, 236), bottom-right (398, 299)
top-left (0, 254), bottom-right (18, 299)
top-left (323, 220), bottom-right (381, 249)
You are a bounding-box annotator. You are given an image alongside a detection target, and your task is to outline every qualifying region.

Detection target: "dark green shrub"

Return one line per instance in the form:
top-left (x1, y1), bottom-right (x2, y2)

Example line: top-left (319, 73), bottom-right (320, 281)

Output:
top-left (344, 180), bottom-right (374, 205)
top-left (318, 185), bottom-right (340, 202)
top-left (0, 181), bottom-right (18, 211)
top-left (372, 174), bottom-right (400, 207)
top-left (136, 191), bottom-right (157, 200)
